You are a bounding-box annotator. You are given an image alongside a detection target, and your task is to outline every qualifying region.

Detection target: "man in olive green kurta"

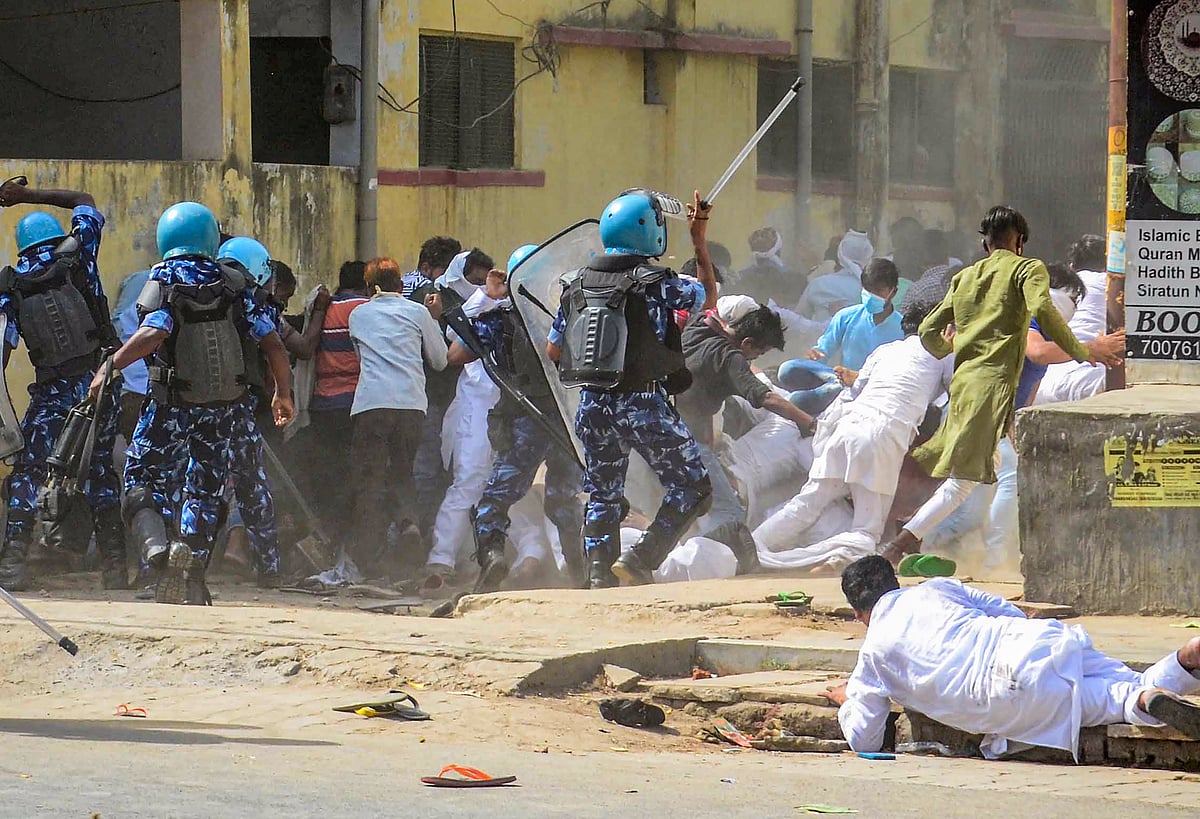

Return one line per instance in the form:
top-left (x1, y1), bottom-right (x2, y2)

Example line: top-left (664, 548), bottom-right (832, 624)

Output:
top-left (881, 206), bottom-right (1094, 565)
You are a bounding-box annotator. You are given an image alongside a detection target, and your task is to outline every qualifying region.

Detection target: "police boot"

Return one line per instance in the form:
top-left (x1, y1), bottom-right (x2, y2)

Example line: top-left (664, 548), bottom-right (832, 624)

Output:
top-left (702, 521), bottom-right (760, 576)
top-left (130, 506), bottom-right (170, 569)
top-left (583, 520), bottom-right (620, 590)
top-left (95, 506), bottom-right (131, 590)
top-left (0, 534), bottom-right (32, 592)
top-left (184, 554), bottom-right (212, 607)
top-left (556, 522), bottom-right (587, 590)
top-left (155, 540), bottom-right (191, 605)
top-left (473, 529), bottom-right (509, 594)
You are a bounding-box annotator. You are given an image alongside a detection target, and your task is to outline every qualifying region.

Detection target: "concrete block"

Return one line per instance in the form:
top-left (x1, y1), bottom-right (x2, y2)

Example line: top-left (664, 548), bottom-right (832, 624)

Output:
top-left (695, 639), bottom-right (859, 676)
top-left (603, 664), bottom-right (642, 692)
top-left (716, 701), bottom-right (844, 740)
top-left (1107, 737), bottom-right (1200, 770)
top-left (1015, 386), bottom-right (1200, 615)
top-left (751, 736), bottom-right (850, 753)
top-left (1014, 601), bottom-right (1077, 619)
top-left (516, 637), bottom-right (700, 693)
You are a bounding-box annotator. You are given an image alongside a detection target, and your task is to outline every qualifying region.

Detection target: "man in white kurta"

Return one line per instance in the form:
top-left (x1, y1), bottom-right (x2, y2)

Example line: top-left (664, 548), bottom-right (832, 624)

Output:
top-left (425, 255), bottom-right (501, 579)
top-left (752, 330), bottom-right (953, 572)
top-left (830, 556), bottom-right (1200, 759)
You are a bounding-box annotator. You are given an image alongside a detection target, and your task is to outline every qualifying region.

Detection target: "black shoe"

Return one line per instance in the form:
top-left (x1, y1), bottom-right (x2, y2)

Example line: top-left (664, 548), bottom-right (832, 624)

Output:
top-left (95, 506), bottom-right (131, 590)
top-left (1145, 690), bottom-right (1200, 739)
top-left (610, 548), bottom-right (655, 586)
top-left (0, 536), bottom-right (31, 592)
top-left (256, 571), bottom-right (282, 590)
top-left (703, 521), bottom-right (760, 576)
top-left (473, 531), bottom-right (509, 594)
top-left (598, 698), bottom-right (666, 728)
top-left (556, 525), bottom-right (587, 590)
top-left (185, 566), bottom-right (213, 606)
top-left (587, 553), bottom-right (619, 590)
top-left (155, 541), bottom-right (190, 605)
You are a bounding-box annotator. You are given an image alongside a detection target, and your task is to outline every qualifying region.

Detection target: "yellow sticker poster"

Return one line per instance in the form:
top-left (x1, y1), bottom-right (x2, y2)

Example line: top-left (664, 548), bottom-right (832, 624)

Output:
top-left (1105, 437), bottom-right (1200, 507)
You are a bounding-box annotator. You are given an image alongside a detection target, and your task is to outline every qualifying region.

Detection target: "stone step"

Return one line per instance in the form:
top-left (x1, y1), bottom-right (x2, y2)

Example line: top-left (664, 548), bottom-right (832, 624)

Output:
top-left (642, 670), bottom-right (843, 706)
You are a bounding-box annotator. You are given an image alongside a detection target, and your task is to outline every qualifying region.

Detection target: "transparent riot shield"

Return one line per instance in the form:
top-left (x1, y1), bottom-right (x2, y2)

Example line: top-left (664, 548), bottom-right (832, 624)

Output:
top-left (510, 221), bottom-right (666, 516)
top-left (0, 315), bottom-right (25, 459)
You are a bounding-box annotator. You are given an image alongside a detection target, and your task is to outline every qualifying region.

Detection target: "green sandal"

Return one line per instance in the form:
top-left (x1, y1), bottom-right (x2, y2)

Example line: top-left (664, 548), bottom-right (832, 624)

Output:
top-left (898, 553), bottom-right (957, 578)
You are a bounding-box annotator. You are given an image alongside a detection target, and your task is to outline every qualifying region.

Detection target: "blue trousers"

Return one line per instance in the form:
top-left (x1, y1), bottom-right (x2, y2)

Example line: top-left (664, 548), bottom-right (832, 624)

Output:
top-left (777, 359), bottom-right (843, 418)
top-left (475, 412), bottom-right (583, 540)
top-left (125, 397), bottom-right (251, 563)
top-left (575, 389), bottom-right (707, 557)
top-left (228, 396), bottom-right (279, 576)
top-left (6, 373), bottom-right (120, 542)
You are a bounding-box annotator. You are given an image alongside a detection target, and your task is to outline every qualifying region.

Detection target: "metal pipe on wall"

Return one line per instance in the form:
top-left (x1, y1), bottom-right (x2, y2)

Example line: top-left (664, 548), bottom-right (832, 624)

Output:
top-left (1106, 0), bottom-right (1127, 390)
top-left (795, 0), bottom-right (813, 251)
top-left (357, 0), bottom-right (379, 260)
top-left (853, 0), bottom-right (889, 241)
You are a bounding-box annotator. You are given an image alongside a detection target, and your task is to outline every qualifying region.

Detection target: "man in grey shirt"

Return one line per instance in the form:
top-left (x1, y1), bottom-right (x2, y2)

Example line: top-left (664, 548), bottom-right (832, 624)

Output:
top-left (347, 257), bottom-right (448, 576)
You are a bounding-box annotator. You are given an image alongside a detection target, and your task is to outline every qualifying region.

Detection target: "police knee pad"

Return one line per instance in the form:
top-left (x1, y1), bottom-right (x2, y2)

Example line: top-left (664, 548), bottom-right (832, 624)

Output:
top-left (121, 486), bottom-right (158, 527)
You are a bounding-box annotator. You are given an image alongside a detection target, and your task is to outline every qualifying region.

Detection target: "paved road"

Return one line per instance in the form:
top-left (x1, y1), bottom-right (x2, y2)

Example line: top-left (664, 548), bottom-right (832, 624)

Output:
top-left (1, 717), bottom-right (1195, 818)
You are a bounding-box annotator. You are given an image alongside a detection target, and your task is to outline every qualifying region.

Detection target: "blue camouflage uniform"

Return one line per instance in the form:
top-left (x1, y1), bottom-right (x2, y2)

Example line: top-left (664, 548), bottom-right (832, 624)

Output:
top-left (549, 275), bottom-right (708, 565)
top-left (469, 310), bottom-right (583, 549)
top-left (123, 258), bottom-right (277, 564)
top-left (1, 206), bottom-right (120, 545)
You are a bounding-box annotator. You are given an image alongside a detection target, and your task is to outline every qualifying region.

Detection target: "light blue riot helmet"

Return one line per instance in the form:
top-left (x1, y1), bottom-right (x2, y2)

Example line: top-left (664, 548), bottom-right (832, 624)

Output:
top-left (507, 244), bottom-right (538, 273)
top-left (217, 236), bottom-right (273, 287)
top-left (16, 211), bottom-right (66, 253)
top-left (156, 201), bottom-right (220, 261)
top-left (599, 190), bottom-right (667, 257)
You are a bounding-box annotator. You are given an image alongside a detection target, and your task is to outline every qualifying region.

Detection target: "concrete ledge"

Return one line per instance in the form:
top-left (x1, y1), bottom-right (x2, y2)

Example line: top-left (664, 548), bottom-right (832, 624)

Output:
top-left (515, 638), bottom-right (701, 693)
top-left (695, 639), bottom-right (861, 676)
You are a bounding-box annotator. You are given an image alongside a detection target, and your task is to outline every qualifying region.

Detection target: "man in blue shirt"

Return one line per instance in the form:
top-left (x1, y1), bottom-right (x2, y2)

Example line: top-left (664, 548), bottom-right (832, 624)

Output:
top-left (548, 190), bottom-right (717, 588)
top-left (96, 202), bottom-right (294, 605)
top-left (0, 179), bottom-right (123, 591)
top-left (780, 258), bottom-right (904, 417)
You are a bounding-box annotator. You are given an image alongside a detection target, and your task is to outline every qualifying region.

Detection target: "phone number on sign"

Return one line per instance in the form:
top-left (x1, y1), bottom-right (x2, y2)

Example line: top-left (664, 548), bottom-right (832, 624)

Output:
top-left (1130, 337), bottom-right (1200, 360)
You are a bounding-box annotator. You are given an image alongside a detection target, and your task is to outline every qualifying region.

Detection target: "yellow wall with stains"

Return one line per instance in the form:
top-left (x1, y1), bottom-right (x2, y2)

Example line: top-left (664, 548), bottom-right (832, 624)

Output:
top-left (374, 0), bottom-right (974, 272)
top-left (0, 159), bottom-right (358, 415)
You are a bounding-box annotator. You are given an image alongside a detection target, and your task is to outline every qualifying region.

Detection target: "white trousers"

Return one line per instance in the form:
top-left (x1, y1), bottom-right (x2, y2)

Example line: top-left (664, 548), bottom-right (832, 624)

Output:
top-left (426, 395), bottom-right (495, 571)
top-left (753, 477), bottom-right (891, 564)
top-left (1080, 649), bottom-right (1200, 728)
top-left (905, 478), bottom-right (978, 541)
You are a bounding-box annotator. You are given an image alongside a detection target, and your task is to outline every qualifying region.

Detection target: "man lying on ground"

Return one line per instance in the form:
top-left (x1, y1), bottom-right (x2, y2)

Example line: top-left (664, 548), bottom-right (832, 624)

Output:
top-left (823, 556), bottom-right (1200, 759)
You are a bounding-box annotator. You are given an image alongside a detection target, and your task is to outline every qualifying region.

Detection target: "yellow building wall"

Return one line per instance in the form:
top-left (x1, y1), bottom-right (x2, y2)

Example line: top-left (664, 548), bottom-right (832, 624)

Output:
top-left (372, 0), bottom-right (979, 275)
top-left (0, 159), bottom-right (358, 414)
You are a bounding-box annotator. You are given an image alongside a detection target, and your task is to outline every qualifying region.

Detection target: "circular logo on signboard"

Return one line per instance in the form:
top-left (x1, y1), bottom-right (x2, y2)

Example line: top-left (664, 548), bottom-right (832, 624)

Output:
top-left (1147, 0), bottom-right (1200, 102)
top-left (1147, 109), bottom-right (1200, 213)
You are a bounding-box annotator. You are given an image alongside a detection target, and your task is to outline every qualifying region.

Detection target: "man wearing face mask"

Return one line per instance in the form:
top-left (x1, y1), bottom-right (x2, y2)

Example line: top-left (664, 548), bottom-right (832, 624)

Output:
top-left (777, 259), bottom-right (903, 418)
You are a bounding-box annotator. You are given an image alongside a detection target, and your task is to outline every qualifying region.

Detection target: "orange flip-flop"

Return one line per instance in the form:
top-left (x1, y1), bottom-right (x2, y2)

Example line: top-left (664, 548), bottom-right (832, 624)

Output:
top-left (116, 704), bottom-right (147, 718)
top-left (421, 765), bottom-right (517, 788)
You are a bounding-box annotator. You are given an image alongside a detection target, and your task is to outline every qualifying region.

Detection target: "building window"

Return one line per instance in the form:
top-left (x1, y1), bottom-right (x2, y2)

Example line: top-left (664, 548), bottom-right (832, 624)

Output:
top-left (889, 68), bottom-right (957, 188)
top-left (419, 35), bottom-right (516, 169)
top-left (757, 59), bottom-right (853, 180)
top-left (251, 37), bottom-right (332, 165)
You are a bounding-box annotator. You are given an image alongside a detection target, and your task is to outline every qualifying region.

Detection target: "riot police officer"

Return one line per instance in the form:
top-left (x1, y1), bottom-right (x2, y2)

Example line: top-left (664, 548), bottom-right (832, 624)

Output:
top-left (445, 245), bottom-right (586, 593)
top-left (216, 236), bottom-right (283, 586)
top-left (547, 190), bottom-right (718, 588)
top-left (0, 179), bottom-right (124, 591)
top-left (95, 202), bottom-right (294, 605)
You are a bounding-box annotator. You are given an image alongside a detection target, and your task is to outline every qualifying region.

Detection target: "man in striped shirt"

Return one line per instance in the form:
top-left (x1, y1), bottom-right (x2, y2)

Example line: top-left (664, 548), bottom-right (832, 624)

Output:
top-left (297, 261), bottom-right (369, 537)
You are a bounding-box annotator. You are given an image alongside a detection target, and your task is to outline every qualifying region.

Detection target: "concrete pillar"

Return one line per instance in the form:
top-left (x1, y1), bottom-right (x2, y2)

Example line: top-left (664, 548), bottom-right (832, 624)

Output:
top-left (955, 0), bottom-right (1006, 239)
top-left (852, 0), bottom-right (888, 240)
top-left (179, 0), bottom-right (251, 168)
top-left (330, 0), bottom-right (363, 167)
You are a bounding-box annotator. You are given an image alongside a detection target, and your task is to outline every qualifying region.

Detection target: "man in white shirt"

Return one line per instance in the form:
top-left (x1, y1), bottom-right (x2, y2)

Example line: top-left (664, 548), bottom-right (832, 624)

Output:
top-left (825, 556), bottom-right (1200, 759)
top-left (1034, 235), bottom-right (1111, 405)
top-left (346, 257), bottom-right (447, 576)
top-left (751, 304), bottom-right (954, 572)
